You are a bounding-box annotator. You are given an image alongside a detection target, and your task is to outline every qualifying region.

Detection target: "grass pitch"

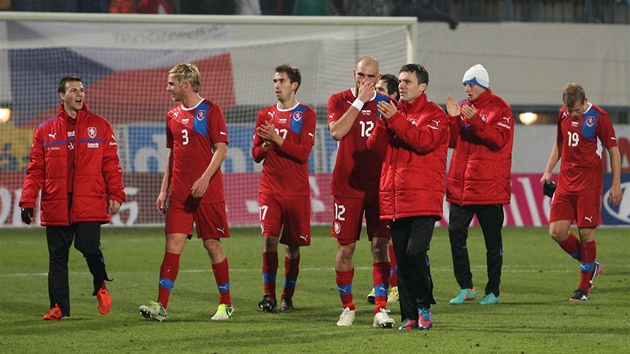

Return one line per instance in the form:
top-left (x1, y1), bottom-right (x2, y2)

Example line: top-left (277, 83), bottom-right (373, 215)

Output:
top-left (1, 226), bottom-right (628, 353)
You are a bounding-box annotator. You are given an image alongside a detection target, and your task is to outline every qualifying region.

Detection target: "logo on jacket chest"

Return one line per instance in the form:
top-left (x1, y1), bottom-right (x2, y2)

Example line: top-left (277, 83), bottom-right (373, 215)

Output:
top-left (68, 130), bottom-right (75, 150)
top-left (88, 127), bottom-right (97, 139)
top-left (86, 127), bottom-right (99, 148)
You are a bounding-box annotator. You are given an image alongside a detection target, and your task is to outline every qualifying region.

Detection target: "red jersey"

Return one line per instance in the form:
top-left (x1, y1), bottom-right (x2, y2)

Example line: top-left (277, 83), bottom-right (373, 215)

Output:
top-left (328, 89), bottom-right (389, 198)
top-left (166, 99), bottom-right (228, 203)
top-left (252, 102), bottom-right (316, 196)
top-left (556, 103), bottom-right (618, 195)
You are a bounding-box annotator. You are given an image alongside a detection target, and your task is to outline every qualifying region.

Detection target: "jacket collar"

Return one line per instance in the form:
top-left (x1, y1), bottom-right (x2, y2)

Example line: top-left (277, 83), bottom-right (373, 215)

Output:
top-left (470, 88), bottom-right (494, 108)
top-left (58, 102), bottom-right (90, 120)
top-left (399, 93), bottom-right (428, 114)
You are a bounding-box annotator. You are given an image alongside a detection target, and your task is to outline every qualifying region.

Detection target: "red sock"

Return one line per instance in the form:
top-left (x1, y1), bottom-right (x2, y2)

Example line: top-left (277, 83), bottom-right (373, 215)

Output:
top-left (559, 232), bottom-right (581, 260)
top-left (373, 262), bottom-right (391, 313)
top-left (281, 255), bottom-right (300, 300)
top-left (158, 252), bottom-right (180, 308)
top-left (388, 244), bottom-right (398, 287)
top-left (262, 251), bottom-right (278, 298)
top-left (578, 241), bottom-right (597, 291)
top-left (336, 268), bottom-right (355, 310)
top-left (212, 258), bottom-right (231, 306)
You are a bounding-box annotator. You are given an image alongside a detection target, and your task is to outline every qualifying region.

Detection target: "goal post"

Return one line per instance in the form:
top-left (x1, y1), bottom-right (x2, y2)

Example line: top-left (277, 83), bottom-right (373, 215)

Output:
top-left (0, 12), bottom-right (416, 227)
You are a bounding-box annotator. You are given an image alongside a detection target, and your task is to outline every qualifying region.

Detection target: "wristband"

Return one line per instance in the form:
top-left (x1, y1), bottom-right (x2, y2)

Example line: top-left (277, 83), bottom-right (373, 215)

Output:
top-left (351, 98), bottom-right (364, 111)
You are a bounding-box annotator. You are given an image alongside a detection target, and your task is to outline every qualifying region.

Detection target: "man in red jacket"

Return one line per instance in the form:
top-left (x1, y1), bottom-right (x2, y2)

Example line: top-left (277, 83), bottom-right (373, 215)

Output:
top-left (20, 76), bottom-right (126, 320)
top-left (368, 64), bottom-right (449, 330)
top-left (445, 64), bottom-right (514, 306)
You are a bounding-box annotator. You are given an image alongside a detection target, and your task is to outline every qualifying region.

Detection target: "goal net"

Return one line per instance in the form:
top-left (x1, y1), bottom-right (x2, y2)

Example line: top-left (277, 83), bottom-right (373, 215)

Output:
top-left (0, 12), bottom-right (415, 227)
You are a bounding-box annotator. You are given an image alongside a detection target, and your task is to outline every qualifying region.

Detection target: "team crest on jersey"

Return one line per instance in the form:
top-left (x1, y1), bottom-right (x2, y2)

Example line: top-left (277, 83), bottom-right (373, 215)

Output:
top-left (87, 127), bottom-right (97, 139)
top-left (586, 116), bottom-right (595, 126)
top-left (293, 111), bottom-right (303, 121)
top-left (197, 110), bottom-right (206, 121)
top-left (480, 114), bottom-right (488, 122)
top-left (409, 118), bottom-right (418, 125)
top-left (333, 222), bottom-right (341, 235)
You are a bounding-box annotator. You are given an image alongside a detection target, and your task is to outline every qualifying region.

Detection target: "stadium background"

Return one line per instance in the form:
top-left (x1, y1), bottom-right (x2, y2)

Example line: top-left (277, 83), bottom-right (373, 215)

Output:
top-left (0, 12), bottom-right (628, 228)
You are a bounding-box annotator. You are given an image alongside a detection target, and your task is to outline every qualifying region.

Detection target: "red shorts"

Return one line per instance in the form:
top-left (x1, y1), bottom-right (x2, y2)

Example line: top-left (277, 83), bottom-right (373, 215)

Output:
top-left (165, 199), bottom-right (230, 239)
top-left (331, 193), bottom-right (390, 245)
top-left (550, 193), bottom-right (601, 228)
top-left (259, 193), bottom-right (311, 246)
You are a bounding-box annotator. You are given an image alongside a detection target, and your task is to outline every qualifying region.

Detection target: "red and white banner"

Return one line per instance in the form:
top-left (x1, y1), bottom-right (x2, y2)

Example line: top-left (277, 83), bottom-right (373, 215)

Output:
top-left (3, 172), bottom-right (627, 227)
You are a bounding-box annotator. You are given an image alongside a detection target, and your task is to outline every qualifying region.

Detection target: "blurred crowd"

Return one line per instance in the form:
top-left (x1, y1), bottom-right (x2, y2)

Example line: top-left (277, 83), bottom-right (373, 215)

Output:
top-left (0, 0), bottom-right (459, 29)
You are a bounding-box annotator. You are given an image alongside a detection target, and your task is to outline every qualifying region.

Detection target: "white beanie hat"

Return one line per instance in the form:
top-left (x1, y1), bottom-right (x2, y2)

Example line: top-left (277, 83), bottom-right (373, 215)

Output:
top-left (462, 64), bottom-right (489, 89)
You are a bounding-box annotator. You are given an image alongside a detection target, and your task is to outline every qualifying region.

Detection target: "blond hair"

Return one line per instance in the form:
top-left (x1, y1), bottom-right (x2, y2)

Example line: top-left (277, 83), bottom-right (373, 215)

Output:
top-left (169, 63), bottom-right (201, 92)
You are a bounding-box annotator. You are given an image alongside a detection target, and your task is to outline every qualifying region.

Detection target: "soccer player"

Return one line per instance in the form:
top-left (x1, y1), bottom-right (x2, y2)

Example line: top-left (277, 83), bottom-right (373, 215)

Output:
top-left (252, 64), bottom-right (316, 312)
top-left (376, 74), bottom-right (400, 102)
top-left (139, 63), bottom-right (233, 321)
top-left (368, 64), bottom-right (449, 330)
top-left (540, 83), bottom-right (622, 302)
top-left (367, 73), bottom-right (400, 305)
top-left (20, 75), bottom-right (126, 320)
top-left (328, 56), bottom-right (395, 328)
top-left (444, 64), bottom-right (514, 306)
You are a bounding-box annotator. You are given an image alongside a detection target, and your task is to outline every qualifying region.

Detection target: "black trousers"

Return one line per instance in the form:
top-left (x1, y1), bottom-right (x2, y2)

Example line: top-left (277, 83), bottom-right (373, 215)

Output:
top-left (448, 204), bottom-right (504, 297)
top-left (390, 216), bottom-right (437, 322)
top-left (46, 222), bottom-right (109, 316)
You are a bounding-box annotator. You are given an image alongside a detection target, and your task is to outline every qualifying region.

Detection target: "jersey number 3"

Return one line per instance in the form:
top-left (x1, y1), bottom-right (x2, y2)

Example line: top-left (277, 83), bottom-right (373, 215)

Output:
top-left (181, 129), bottom-right (189, 145)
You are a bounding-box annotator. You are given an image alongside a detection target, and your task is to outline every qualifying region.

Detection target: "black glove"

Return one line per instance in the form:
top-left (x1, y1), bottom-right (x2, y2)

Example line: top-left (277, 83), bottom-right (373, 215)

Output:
top-left (21, 208), bottom-right (34, 225)
top-left (543, 181), bottom-right (556, 198)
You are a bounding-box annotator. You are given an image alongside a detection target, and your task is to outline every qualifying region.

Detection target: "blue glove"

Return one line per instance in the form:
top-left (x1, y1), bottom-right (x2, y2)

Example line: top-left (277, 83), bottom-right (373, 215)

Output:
top-left (21, 208), bottom-right (34, 225)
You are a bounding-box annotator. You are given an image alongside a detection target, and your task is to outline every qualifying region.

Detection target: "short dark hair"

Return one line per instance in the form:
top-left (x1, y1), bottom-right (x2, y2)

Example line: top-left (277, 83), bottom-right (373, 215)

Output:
top-left (275, 63), bottom-right (302, 92)
top-left (381, 74), bottom-right (400, 100)
top-left (58, 76), bottom-right (82, 94)
top-left (399, 64), bottom-right (429, 85)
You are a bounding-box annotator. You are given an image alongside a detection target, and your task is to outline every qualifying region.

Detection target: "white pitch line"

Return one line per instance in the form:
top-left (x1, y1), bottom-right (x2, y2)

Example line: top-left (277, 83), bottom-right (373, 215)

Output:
top-left (0, 265), bottom-right (578, 278)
